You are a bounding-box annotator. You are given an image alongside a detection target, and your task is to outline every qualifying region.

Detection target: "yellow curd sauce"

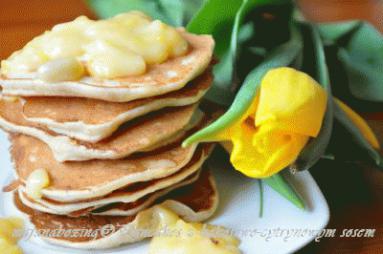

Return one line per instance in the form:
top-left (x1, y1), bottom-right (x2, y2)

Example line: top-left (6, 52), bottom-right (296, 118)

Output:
top-left (1, 11), bottom-right (189, 80)
top-left (147, 207), bottom-right (241, 254)
top-left (0, 217), bottom-right (24, 254)
top-left (25, 168), bottom-right (50, 200)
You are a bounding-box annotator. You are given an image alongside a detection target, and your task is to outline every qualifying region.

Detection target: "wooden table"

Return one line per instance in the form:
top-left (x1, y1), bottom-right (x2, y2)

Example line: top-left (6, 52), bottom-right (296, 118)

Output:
top-left (0, 1), bottom-right (382, 253)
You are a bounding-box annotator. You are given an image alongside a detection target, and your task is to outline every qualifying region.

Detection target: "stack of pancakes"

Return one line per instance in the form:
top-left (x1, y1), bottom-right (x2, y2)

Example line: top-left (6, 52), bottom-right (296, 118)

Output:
top-left (0, 30), bottom-right (218, 249)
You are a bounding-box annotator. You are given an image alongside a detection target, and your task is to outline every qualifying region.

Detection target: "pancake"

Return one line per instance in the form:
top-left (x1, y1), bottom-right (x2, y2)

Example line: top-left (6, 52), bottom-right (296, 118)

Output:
top-left (14, 170), bottom-right (218, 249)
top-left (1, 30), bottom-right (214, 102)
top-left (17, 143), bottom-right (212, 215)
top-left (20, 70), bottom-right (212, 142)
top-left (92, 171), bottom-right (201, 217)
top-left (0, 98), bottom-right (200, 162)
top-left (10, 132), bottom-right (213, 202)
top-left (18, 169), bottom-right (201, 217)
top-left (93, 168), bottom-right (217, 218)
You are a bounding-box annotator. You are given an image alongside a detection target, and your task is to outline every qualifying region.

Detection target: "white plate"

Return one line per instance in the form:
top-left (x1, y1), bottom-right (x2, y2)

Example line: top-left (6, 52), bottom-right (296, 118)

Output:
top-left (0, 131), bottom-right (329, 254)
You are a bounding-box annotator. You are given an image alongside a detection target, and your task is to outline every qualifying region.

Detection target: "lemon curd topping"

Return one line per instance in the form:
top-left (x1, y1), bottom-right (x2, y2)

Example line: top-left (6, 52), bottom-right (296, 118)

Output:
top-left (0, 217), bottom-right (24, 254)
top-left (148, 207), bottom-right (241, 254)
top-left (1, 11), bottom-right (189, 80)
top-left (25, 168), bottom-right (50, 200)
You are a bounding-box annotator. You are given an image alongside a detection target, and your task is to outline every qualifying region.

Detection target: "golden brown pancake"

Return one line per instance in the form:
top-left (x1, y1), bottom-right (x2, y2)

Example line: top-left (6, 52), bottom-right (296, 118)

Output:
top-left (18, 169), bottom-right (201, 217)
top-left (91, 170), bottom-right (202, 217)
top-left (17, 143), bottom-right (213, 216)
top-left (10, 131), bottom-right (212, 202)
top-left (1, 30), bottom-right (214, 102)
top-left (20, 70), bottom-right (212, 142)
top-left (95, 168), bottom-right (217, 217)
top-left (14, 169), bottom-right (218, 249)
top-left (0, 97), bottom-right (200, 161)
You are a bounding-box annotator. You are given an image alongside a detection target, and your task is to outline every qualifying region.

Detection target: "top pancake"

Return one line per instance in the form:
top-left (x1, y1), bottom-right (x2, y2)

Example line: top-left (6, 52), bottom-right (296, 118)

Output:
top-left (20, 70), bottom-right (212, 142)
top-left (0, 30), bottom-right (214, 102)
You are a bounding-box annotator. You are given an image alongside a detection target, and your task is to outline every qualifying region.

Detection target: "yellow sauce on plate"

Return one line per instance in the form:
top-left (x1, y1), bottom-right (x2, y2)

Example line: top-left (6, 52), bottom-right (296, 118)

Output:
top-left (148, 207), bottom-right (241, 254)
top-left (0, 217), bottom-right (24, 254)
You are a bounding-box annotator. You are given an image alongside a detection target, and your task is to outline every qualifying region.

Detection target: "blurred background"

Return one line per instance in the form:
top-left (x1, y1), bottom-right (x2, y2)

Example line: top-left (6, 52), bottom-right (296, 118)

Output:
top-left (0, 1), bottom-right (382, 253)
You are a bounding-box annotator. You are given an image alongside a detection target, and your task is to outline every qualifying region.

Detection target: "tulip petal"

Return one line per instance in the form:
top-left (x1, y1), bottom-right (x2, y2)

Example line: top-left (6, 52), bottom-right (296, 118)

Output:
top-left (255, 67), bottom-right (327, 137)
top-left (229, 122), bottom-right (309, 178)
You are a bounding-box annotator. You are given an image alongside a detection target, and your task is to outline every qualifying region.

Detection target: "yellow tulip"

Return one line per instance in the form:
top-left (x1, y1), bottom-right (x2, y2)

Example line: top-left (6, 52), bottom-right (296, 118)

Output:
top-left (214, 67), bottom-right (327, 178)
top-left (256, 67), bottom-right (327, 137)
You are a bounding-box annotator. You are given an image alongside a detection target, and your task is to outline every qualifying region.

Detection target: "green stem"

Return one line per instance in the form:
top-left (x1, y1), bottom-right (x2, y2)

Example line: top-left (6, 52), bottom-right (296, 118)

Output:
top-left (258, 179), bottom-right (264, 217)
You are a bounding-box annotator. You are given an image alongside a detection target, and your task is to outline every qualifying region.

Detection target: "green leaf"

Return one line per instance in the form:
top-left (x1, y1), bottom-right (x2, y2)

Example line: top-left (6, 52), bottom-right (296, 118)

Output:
top-left (158, 0), bottom-right (184, 26)
top-left (183, 26), bottom-right (303, 146)
top-left (333, 101), bottom-right (383, 169)
top-left (263, 173), bottom-right (305, 209)
top-left (293, 23), bottom-right (334, 171)
top-left (188, 0), bottom-right (241, 62)
top-left (187, 0), bottom-right (242, 38)
top-left (187, 0), bottom-right (248, 105)
top-left (86, 0), bottom-right (204, 26)
top-left (318, 21), bottom-right (360, 42)
top-left (183, 1), bottom-right (207, 23)
top-left (338, 22), bottom-right (383, 102)
top-left (317, 21), bottom-right (383, 102)
top-left (209, 0), bottom-right (255, 104)
top-left (339, 52), bottom-right (383, 102)
top-left (188, 0), bottom-right (292, 105)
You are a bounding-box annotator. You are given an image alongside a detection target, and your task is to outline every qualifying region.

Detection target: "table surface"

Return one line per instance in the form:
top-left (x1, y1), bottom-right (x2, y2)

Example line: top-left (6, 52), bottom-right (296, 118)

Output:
top-left (0, 1), bottom-right (382, 253)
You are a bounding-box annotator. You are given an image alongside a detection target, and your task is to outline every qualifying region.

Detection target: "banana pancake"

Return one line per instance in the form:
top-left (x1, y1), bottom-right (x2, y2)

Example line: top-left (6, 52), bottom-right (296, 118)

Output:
top-left (0, 98), bottom-right (200, 162)
top-left (91, 168), bottom-right (217, 218)
top-left (17, 144), bottom-right (213, 215)
top-left (14, 170), bottom-right (218, 249)
top-left (18, 169), bottom-right (202, 217)
top-left (10, 132), bottom-right (213, 202)
top-left (20, 70), bottom-right (212, 142)
top-left (1, 30), bottom-right (214, 102)
top-left (91, 170), bottom-right (201, 217)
